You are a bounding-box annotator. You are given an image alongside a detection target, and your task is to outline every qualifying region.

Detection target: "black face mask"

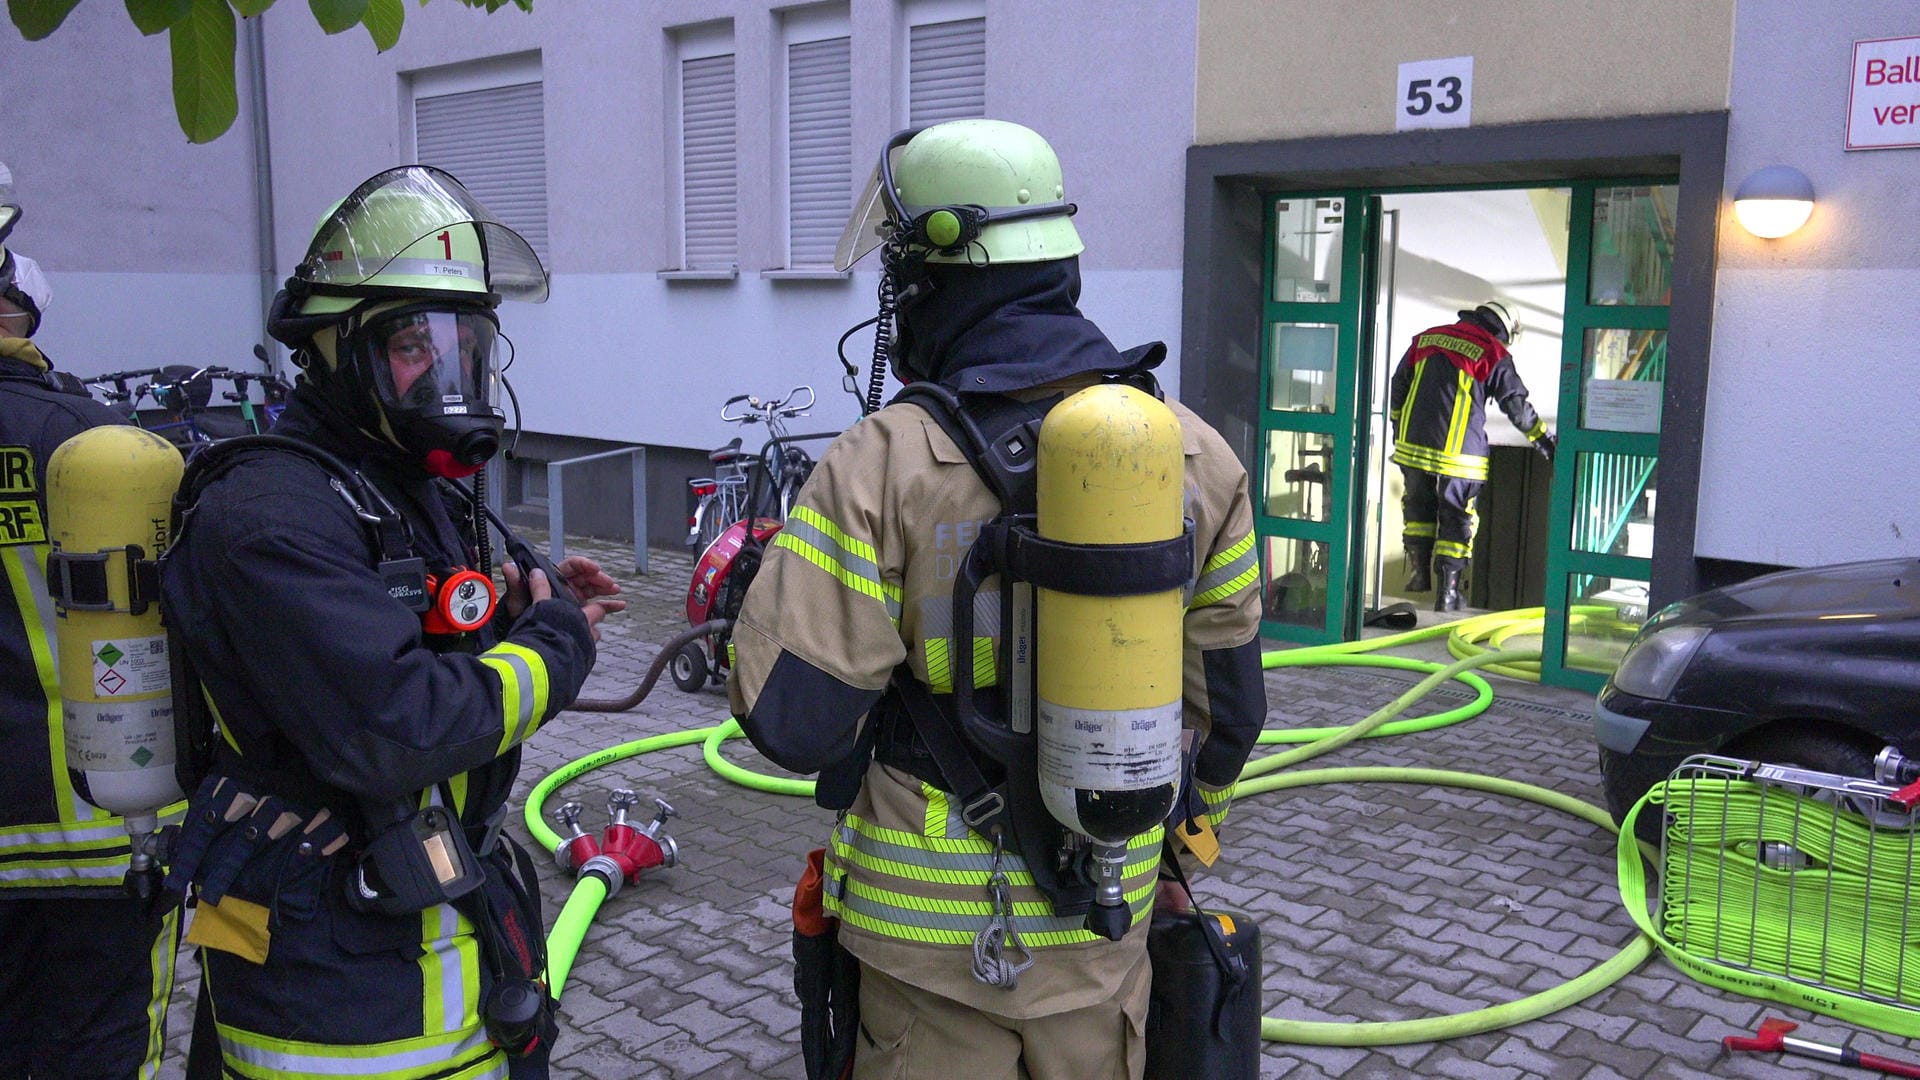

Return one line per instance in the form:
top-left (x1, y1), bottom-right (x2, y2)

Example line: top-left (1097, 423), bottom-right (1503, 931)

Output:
top-left (885, 258), bottom-right (1138, 394)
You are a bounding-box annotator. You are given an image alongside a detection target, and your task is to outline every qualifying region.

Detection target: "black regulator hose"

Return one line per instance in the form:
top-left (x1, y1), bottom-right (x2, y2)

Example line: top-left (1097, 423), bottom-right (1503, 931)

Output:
top-left (572, 620), bottom-right (731, 712)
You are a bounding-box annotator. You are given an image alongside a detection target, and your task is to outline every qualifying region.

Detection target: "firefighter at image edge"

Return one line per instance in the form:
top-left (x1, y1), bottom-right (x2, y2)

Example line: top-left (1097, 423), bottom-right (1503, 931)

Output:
top-left (158, 166), bottom-right (622, 1079)
top-left (0, 164), bottom-right (186, 1080)
top-left (729, 119), bottom-right (1268, 1079)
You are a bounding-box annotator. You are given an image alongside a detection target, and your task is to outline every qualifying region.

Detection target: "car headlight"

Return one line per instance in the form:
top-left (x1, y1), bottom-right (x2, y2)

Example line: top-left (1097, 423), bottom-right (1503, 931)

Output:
top-left (1608, 624), bottom-right (1710, 700)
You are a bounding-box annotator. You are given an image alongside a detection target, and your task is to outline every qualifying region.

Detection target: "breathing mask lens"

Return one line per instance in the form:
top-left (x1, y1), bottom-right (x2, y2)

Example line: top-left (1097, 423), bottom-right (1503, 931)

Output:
top-left (365, 306), bottom-right (501, 416)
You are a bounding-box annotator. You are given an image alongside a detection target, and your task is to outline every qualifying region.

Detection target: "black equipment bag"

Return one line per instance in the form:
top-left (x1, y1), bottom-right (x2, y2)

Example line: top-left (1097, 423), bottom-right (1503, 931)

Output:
top-left (793, 848), bottom-right (858, 1080)
top-left (1143, 848), bottom-right (1262, 1080)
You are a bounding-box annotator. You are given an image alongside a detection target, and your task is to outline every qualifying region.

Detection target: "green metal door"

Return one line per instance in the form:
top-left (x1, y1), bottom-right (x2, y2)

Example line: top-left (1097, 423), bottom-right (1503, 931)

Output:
top-left (1541, 181), bottom-right (1677, 691)
top-left (1255, 193), bottom-right (1370, 643)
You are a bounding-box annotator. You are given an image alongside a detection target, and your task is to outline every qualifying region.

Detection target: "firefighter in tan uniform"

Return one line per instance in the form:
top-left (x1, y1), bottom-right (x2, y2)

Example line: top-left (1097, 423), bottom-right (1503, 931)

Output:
top-left (729, 120), bottom-right (1266, 1080)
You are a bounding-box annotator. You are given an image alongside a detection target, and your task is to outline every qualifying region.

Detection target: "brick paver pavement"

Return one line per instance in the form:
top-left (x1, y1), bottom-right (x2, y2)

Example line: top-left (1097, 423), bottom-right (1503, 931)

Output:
top-left (153, 536), bottom-right (1920, 1078)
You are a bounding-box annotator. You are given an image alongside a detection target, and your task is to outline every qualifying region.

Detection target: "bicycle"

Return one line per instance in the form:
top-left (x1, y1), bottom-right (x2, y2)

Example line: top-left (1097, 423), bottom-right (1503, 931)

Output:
top-left (724, 384), bottom-right (818, 521)
top-left (685, 437), bottom-right (752, 553)
top-left (685, 386), bottom-right (818, 554)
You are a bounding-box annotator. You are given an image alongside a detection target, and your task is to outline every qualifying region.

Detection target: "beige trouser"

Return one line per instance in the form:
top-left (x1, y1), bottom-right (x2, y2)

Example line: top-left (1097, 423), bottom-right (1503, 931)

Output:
top-left (850, 953), bottom-right (1151, 1080)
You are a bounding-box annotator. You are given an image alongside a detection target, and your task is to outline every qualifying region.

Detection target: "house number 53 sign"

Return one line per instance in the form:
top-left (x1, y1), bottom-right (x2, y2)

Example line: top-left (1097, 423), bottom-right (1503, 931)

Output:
top-left (1397, 56), bottom-right (1474, 131)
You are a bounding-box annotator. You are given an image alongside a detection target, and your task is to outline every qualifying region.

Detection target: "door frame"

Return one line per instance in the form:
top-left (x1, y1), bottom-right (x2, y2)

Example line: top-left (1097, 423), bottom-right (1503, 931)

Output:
top-left (1183, 113), bottom-right (1727, 661)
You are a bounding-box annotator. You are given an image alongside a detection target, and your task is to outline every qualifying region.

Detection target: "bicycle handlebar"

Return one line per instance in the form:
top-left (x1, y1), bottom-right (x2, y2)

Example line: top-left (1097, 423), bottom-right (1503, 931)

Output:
top-left (719, 385), bottom-right (814, 423)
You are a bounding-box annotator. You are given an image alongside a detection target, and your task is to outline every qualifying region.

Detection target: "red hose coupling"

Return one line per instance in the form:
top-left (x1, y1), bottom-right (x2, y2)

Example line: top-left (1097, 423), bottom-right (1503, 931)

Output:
top-left (552, 801), bottom-right (603, 872)
top-left (601, 823), bottom-right (667, 883)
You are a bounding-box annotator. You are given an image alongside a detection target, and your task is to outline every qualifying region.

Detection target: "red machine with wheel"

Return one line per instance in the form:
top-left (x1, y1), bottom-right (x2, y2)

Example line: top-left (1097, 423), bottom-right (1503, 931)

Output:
top-left (673, 517), bottom-right (783, 691)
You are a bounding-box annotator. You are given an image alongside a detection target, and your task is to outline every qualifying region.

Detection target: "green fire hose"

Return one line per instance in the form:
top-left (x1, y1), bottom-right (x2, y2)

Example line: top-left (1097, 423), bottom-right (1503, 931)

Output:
top-left (527, 608), bottom-right (1659, 1045)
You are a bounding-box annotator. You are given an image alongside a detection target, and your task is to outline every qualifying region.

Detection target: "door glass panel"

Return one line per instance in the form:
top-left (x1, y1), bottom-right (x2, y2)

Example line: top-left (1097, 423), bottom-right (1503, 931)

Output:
top-left (1267, 323), bottom-right (1338, 412)
top-left (1271, 198), bottom-right (1345, 303)
top-left (1572, 452), bottom-right (1657, 556)
top-left (1581, 328), bottom-right (1665, 433)
top-left (1565, 574), bottom-right (1650, 675)
top-left (1263, 536), bottom-right (1330, 627)
top-left (1589, 185), bottom-right (1677, 306)
top-left (1264, 430), bottom-right (1335, 521)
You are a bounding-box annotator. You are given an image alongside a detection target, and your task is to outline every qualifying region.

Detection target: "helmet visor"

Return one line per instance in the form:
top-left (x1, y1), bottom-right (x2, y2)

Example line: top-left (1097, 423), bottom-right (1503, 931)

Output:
top-left (835, 159), bottom-right (896, 272)
top-left (363, 306), bottom-right (502, 415)
top-left (300, 166), bottom-right (548, 302)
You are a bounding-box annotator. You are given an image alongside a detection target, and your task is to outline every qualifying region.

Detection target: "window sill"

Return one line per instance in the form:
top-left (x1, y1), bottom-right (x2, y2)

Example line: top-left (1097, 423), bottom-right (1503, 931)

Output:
top-left (761, 268), bottom-right (851, 281)
top-left (657, 268), bottom-right (738, 281)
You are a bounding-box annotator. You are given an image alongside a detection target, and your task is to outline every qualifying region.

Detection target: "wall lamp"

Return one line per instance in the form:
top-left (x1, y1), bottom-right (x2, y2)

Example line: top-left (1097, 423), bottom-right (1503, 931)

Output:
top-left (1733, 165), bottom-right (1815, 239)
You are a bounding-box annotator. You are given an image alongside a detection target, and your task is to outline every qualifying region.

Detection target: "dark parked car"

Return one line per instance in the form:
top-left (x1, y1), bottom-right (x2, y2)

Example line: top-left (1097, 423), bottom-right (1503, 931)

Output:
top-left (1595, 557), bottom-right (1920, 840)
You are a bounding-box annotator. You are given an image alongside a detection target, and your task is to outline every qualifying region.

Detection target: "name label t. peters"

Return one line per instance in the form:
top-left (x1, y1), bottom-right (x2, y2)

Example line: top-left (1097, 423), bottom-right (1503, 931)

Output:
top-left (1847, 35), bottom-right (1920, 151)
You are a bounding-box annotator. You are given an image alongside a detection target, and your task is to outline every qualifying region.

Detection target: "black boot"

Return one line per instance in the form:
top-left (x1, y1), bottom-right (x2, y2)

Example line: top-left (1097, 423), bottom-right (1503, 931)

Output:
top-left (1434, 564), bottom-right (1464, 612)
top-left (1404, 547), bottom-right (1432, 593)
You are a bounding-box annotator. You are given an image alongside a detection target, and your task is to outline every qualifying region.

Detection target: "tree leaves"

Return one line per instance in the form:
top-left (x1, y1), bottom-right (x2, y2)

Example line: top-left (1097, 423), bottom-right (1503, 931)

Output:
top-left (363, 0), bottom-right (402, 51)
top-left (308, 0), bottom-right (368, 34)
top-left (124, 0), bottom-right (194, 36)
top-left (7, 0), bottom-right (83, 40)
top-left (170, 0), bottom-right (237, 143)
top-left (7, 0), bottom-right (535, 142)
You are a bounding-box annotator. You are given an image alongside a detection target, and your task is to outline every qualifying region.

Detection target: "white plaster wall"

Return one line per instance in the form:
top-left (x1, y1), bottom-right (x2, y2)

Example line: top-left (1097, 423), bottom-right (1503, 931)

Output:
top-left (257, 0), bottom-right (1195, 450)
top-left (1698, 0), bottom-right (1920, 566)
top-left (0, 2), bottom-right (264, 377)
top-left (1195, 0), bottom-right (1734, 145)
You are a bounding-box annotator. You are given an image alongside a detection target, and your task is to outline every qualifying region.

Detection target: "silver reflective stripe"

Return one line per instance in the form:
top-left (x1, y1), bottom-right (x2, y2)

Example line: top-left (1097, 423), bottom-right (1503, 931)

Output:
top-left (0, 819), bottom-right (130, 850)
top-left (778, 512), bottom-right (902, 619)
top-left (837, 820), bottom-right (1006, 875)
top-left (489, 649), bottom-right (537, 747)
top-left (1192, 536), bottom-right (1257, 606)
top-left (915, 589), bottom-right (1001, 638)
top-left (218, 1025), bottom-right (495, 1077)
top-left (835, 879), bottom-right (1149, 938)
top-left (0, 861), bottom-right (126, 883)
top-left (431, 903), bottom-right (466, 1035)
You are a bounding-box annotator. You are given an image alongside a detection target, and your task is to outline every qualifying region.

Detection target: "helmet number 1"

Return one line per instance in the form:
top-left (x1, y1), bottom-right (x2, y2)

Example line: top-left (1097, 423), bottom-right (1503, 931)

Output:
top-left (437, 231), bottom-right (453, 259)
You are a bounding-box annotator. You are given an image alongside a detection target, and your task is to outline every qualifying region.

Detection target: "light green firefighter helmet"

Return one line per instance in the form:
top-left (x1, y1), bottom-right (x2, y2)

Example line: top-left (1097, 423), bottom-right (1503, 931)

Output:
top-left (288, 165), bottom-right (548, 318)
top-left (835, 119), bottom-right (1083, 271)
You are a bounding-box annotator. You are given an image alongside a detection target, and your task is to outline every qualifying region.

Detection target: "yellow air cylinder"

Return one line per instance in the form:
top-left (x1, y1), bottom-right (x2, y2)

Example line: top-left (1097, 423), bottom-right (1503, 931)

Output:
top-left (47, 426), bottom-right (184, 825)
top-left (1034, 383), bottom-right (1185, 844)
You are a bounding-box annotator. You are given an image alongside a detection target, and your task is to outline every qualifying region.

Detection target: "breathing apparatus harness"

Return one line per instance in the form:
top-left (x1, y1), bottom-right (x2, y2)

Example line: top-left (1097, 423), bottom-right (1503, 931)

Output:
top-left (160, 433), bottom-right (566, 1056)
top-left (824, 372), bottom-right (1194, 990)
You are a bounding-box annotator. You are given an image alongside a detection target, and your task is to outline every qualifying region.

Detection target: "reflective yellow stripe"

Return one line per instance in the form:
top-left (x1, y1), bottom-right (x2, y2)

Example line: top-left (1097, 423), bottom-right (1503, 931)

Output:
top-left (1191, 530), bottom-right (1258, 609)
top-left (775, 507), bottom-right (903, 620)
top-left (480, 642), bottom-right (549, 755)
top-left (3, 543), bottom-right (104, 825)
top-left (139, 906), bottom-right (181, 1080)
top-left (1403, 521), bottom-right (1437, 539)
top-left (921, 636), bottom-right (996, 694)
top-left (1434, 539), bottom-right (1473, 560)
top-left (1398, 360), bottom-right (1426, 432)
top-left (1199, 780), bottom-right (1235, 829)
top-left (1390, 442), bottom-right (1489, 481)
top-left (217, 1020), bottom-right (503, 1080)
top-left (826, 873), bottom-right (1156, 947)
top-left (1526, 418), bottom-right (1548, 440)
top-left (921, 784), bottom-right (952, 839)
top-left (207, 690), bottom-right (244, 756)
top-left (831, 815), bottom-right (1161, 887)
top-left (420, 902), bottom-right (479, 1036)
top-left (1445, 369), bottom-right (1474, 455)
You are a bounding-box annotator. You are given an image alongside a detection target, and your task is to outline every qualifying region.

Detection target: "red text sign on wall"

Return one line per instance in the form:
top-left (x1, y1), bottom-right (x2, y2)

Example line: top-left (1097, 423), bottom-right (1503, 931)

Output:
top-left (1848, 34), bottom-right (1920, 150)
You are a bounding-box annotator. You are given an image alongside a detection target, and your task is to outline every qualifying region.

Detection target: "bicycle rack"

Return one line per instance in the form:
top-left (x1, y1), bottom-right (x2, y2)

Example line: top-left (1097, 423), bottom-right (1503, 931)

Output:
top-left (545, 446), bottom-right (649, 575)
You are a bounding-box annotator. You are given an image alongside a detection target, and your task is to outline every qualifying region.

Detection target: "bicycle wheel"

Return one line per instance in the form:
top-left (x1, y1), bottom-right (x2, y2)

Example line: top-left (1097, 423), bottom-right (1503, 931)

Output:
top-left (693, 500), bottom-right (727, 553)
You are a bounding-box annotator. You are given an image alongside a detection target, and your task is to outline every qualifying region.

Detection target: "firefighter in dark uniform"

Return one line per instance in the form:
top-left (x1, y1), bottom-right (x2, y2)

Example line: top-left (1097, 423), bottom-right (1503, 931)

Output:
top-left (729, 120), bottom-right (1267, 1080)
top-left (0, 199), bottom-right (184, 1078)
top-left (1389, 300), bottom-right (1555, 612)
top-left (159, 167), bottom-right (621, 1079)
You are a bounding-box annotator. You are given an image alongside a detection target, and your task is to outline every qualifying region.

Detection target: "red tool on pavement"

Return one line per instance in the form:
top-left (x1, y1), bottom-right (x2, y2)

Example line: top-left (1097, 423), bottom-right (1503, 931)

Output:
top-left (1723, 1017), bottom-right (1920, 1077)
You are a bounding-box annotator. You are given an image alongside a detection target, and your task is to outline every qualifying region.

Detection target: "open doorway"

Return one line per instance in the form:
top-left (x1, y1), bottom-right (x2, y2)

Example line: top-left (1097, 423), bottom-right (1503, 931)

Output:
top-left (1360, 187), bottom-right (1570, 623)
